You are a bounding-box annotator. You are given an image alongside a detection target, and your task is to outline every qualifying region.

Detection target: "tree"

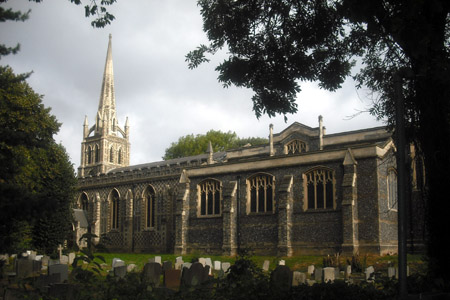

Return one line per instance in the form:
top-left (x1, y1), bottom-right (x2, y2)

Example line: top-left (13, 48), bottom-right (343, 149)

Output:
top-left (188, 0), bottom-right (450, 281)
top-left (163, 129), bottom-right (268, 160)
top-left (0, 66), bottom-right (77, 254)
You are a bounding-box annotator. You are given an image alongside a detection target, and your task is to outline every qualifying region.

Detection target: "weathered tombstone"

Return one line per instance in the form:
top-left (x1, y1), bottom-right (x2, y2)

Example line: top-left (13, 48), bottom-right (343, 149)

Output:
top-left (112, 258), bottom-right (125, 268)
top-left (48, 263), bottom-right (68, 283)
top-left (388, 267), bottom-right (396, 278)
top-left (143, 262), bottom-right (162, 286)
top-left (279, 259), bottom-right (285, 266)
top-left (163, 260), bottom-right (172, 271)
top-left (292, 271), bottom-right (306, 286)
top-left (205, 258), bottom-right (213, 274)
top-left (16, 258), bottom-right (33, 278)
top-left (60, 255), bottom-right (69, 265)
top-left (307, 265), bottom-right (315, 276)
top-left (164, 269), bottom-right (181, 290)
top-left (365, 266), bottom-right (375, 281)
top-left (198, 257), bottom-right (206, 267)
top-left (271, 265), bottom-right (292, 291)
top-left (314, 267), bottom-right (323, 282)
top-left (114, 265), bottom-right (127, 278)
top-left (214, 261), bottom-right (221, 271)
top-left (68, 253), bottom-right (76, 265)
top-left (175, 256), bottom-right (183, 264)
top-left (175, 260), bottom-right (183, 270)
top-left (222, 262), bottom-right (231, 273)
top-left (263, 260), bottom-right (270, 272)
top-left (181, 262), bottom-right (209, 287)
top-left (127, 264), bottom-right (137, 272)
top-left (48, 259), bottom-right (60, 266)
top-left (323, 267), bottom-right (335, 283)
top-left (149, 256), bottom-right (162, 264)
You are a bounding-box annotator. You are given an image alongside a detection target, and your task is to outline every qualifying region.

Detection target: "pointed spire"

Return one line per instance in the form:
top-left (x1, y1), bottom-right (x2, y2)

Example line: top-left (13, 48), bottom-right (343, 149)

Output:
top-left (97, 34), bottom-right (117, 135)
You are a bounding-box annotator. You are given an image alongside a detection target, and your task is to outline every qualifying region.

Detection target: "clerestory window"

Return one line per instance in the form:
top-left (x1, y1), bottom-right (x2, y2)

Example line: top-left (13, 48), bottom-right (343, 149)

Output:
top-left (285, 139), bottom-right (307, 154)
top-left (144, 186), bottom-right (156, 228)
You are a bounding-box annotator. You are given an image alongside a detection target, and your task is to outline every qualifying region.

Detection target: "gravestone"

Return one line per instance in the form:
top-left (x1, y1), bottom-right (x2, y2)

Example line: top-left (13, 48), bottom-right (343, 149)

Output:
top-left (28, 251), bottom-right (37, 260)
top-left (163, 261), bottom-right (172, 271)
top-left (198, 257), bottom-right (206, 267)
top-left (48, 263), bottom-right (68, 283)
top-left (16, 258), bottom-right (33, 278)
top-left (270, 265), bottom-right (292, 291)
top-left (263, 260), bottom-right (270, 272)
top-left (175, 261), bottom-right (183, 270)
top-left (323, 267), bottom-right (335, 282)
top-left (164, 269), bottom-right (181, 290)
top-left (345, 265), bottom-right (351, 277)
top-left (307, 265), bottom-right (315, 276)
top-left (60, 255), bottom-right (69, 265)
top-left (388, 267), bottom-right (395, 278)
top-left (68, 253), bottom-right (75, 265)
top-left (114, 265), bottom-right (127, 278)
top-left (205, 258), bottom-right (213, 274)
top-left (149, 256), bottom-right (162, 264)
top-left (48, 259), bottom-right (60, 266)
top-left (35, 255), bottom-right (43, 261)
top-left (214, 261), bottom-right (221, 271)
top-left (32, 259), bottom-right (42, 273)
top-left (143, 262), bottom-right (162, 286)
top-left (279, 260), bottom-right (285, 266)
top-left (292, 271), bottom-right (306, 286)
top-left (127, 264), bottom-right (137, 272)
top-left (222, 262), bottom-right (231, 273)
top-left (112, 258), bottom-right (125, 268)
top-left (314, 267), bottom-right (323, 282)
top-left (181, 262), bottom-right (209, 287)
top-left (365, 266), bottom-right (375, 281)
top-left (176, 256), bottom-right (183, 264)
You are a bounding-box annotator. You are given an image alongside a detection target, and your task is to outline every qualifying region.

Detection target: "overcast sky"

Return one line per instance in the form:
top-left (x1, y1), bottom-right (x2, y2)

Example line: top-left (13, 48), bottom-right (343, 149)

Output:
top-left (2, 0), bottom-right (384, 168)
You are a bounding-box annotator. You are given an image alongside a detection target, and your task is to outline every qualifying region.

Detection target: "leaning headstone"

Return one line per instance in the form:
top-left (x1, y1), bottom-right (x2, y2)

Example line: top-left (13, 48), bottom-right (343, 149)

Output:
top-left (365, 266), bottom-right (375, 281)
top-left (60, 255), bottom-right (69, 265)
top-left (163, 261), bottom-right (172, 271)
top-left (214, 261), bottom-right (221, 271)
top-left (48, 263), bottom-right (68, 283)
top-left (164, 269), bottom-right (181, 290)
top-left (271, 265), bottom-right (292, 291)
top-left (307, 265), bottom-right (315, 276)
top-left (314, 267), bottom-right (323, 282)
top-left (114, 265), bottom-right (127, 278)
top-left (292, 271), bottom-right (306, 286)
top-left (262, 260), bottom-right (270, 272)
top-left (143, 262), bottom-right (162, 286)
top-left (278, 259), bottom-right (285, 266)
top-left (16, 258), bottom-right (33, 278)
top-left (68, 253), bottom-right (75, 265)
top-left (323, 267), bottom-right (335, 283)
top-left (222, 262), bottom-right (231, 273)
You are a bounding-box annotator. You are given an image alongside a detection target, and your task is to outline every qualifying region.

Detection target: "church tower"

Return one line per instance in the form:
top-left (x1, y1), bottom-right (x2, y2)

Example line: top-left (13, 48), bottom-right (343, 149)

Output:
top-left (78, 35), bottom-right (130, 177)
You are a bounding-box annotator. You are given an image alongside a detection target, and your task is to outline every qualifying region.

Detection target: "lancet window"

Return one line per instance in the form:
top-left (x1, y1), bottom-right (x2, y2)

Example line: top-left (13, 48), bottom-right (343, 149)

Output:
top-left (247, 173), bottom-right (275, 213)
top-left (198, 179), bottom-right (222, 216)
top-left (304, 168), bottom-right (335, 210)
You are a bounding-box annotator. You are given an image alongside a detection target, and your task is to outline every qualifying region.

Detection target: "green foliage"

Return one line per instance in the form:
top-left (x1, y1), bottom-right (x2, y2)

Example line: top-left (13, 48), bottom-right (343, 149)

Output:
top-left (0, 66), bottom-right (76, 254)
top-left (163, 129), bottom-right (267, 160)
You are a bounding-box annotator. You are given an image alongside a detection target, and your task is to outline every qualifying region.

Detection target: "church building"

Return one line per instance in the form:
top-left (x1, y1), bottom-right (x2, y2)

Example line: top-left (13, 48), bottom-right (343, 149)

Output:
top-left (75, 36), bottom-right (403, 256)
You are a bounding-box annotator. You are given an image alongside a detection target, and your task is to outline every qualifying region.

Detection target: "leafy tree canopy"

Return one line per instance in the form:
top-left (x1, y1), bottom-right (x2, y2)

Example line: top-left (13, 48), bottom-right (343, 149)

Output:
top-left (188, 0), bottom-right (450, 281)
top-left (0, 66), bottom-right (77, 254)
top-left (163, 129), bottom-right (268, 160)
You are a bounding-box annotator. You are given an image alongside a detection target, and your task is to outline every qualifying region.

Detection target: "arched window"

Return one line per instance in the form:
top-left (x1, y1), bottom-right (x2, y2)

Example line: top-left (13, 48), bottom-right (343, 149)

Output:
top-left (303, 168), bottom-right (335, 210)
top-left (80, 193), bottom-right (89, 211)
top-left (87, 146), bottom-right (92, 164)
top-left (109, 189), bottom-right (120, 230)
top-left (144, 186), bottom-right (156, 228)
top-left (247, 173), bottom-right (275, 213)
top-left (94, 144), bottom-right (100, 163)
top-left (198, 179), bottom-right (221, 216)
top-left (285, 139), bottom-right (307, 154)
top-left (109, 146), bottom-right (114, 163)
top-left (387, 168), bottom-right (398, 210)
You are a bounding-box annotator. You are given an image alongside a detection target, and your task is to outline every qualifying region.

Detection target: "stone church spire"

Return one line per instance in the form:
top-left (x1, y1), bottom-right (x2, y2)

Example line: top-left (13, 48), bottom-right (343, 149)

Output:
top-left (96, 34), bottom-right (117, 135)
top-left (78, 35), bottom-right (130, 177)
